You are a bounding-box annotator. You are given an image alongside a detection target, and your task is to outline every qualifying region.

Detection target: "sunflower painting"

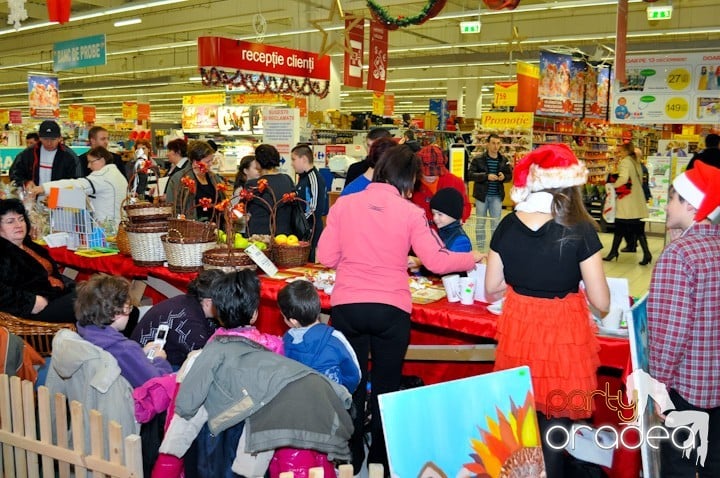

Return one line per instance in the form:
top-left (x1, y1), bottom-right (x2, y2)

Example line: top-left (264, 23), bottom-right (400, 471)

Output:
top-left (378, 366), bottom-right (544, 478)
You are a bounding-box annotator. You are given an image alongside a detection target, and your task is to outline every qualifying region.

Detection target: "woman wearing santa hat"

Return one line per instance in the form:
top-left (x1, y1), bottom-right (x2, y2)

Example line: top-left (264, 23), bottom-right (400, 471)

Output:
top-left (484, 143), bottom-right (610, 477)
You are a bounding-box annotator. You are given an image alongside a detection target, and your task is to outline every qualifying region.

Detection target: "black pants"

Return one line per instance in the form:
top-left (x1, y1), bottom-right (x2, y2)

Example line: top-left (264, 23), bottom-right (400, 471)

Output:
top-left (31, 290), bottom-right (76, 323)
top-left (330, 303), bottom-right (411, 475)
top-left (660, 389), bottom-right (720, 478)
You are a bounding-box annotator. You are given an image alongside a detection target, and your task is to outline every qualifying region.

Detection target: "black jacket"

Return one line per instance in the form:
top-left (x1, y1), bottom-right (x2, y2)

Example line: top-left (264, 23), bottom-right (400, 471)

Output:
top-left (0, 237), bottom-right (67, 317)
top-left (467, 152), bottom-right (513, 202)
top-left (687, 148), bottom-right (720, 170)
top-left (10, 144), bottom-right (81, 187)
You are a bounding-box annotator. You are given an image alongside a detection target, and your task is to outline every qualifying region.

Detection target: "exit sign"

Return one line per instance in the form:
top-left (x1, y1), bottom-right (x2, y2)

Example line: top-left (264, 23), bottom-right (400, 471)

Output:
top-left (460, 21), bottom-right (481, 34)
top-left (647, 5), bottom-right (672, 20)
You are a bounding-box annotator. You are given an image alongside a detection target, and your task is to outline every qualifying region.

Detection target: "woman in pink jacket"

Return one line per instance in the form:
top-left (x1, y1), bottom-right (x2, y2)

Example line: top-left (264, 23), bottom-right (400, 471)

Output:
top-left (317, 144), bottom-right (485, 475)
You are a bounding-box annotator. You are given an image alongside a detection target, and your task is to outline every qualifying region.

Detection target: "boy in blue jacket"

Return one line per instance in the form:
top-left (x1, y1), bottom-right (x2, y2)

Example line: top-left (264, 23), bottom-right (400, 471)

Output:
top-left (429, 187), bottom-right (473, 252)
top-left (279, 280), bottom-right (360, 393)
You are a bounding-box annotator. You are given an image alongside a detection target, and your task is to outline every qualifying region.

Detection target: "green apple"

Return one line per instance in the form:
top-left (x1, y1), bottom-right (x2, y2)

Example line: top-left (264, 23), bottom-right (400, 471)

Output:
top-left (218, 230), bottom-right (227, 243)
top-left (234, 234), bottom-right (250, 249)
top-left (253, 241), bottom-right (267, 251)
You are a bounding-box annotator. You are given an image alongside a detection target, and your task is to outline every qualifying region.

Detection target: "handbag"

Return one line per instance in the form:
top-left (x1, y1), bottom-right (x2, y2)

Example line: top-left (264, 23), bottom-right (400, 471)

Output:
top-left (290, 201), bottom-right (312, 241)
top-left (607, 174), bottom-right (632, 200)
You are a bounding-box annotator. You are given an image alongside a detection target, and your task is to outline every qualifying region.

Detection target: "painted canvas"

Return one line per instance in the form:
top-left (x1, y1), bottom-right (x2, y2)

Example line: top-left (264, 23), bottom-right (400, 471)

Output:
top-left (378, 366), bottom-right (545, 478)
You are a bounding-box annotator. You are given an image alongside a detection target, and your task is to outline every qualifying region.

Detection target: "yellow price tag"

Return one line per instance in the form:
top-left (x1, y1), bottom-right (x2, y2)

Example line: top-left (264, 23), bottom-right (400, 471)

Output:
top-left (665, 97), bottom-right (689, 120)
top-left (666, 68), bottom-right (690, 91)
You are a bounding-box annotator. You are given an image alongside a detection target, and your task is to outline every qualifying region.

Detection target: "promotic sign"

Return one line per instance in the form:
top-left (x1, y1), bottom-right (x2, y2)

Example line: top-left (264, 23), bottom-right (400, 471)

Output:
top-left (197, 37), bottom-right (331, 80)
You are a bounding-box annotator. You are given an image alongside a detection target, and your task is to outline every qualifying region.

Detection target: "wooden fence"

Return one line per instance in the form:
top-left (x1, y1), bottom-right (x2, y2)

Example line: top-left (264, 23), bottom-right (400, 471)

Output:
top-left (0, 374), bottom-right (142, 478)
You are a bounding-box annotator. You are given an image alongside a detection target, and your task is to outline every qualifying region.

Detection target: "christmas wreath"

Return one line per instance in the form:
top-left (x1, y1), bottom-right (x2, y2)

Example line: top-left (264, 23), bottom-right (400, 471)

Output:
top-left (367, 0), bottom-right (447, 30)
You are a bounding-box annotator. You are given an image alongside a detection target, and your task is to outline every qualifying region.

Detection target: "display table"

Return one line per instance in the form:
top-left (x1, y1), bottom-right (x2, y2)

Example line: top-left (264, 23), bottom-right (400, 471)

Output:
top-left (46, 246), bottom-right (638, 477)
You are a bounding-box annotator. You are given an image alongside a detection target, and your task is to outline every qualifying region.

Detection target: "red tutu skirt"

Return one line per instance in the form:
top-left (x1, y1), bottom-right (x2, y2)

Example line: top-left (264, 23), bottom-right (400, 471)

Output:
top-left (494, 287), bottom-right (600, 419)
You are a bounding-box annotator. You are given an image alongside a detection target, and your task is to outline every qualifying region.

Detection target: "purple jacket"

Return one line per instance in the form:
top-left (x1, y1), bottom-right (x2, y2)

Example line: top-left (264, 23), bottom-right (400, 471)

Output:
top-left (77, 323), bottom-right (172, 388)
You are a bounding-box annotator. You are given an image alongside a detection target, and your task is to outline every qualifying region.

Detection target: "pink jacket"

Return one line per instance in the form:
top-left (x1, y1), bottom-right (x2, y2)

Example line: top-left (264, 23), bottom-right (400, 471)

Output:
top-left (317, 182), bottom-right (476, 313)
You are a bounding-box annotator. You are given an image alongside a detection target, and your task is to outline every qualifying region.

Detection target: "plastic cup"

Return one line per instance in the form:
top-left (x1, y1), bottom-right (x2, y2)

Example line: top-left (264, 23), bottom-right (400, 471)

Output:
top-left (459, 277), bottom-right (476, 305)
top-left (442, 274), bottom-right (461, 303)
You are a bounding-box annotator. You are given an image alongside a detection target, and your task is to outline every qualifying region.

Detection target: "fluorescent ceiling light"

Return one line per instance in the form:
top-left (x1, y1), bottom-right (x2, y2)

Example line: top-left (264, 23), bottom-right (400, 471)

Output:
top-left (114, 18), bottom-right (142, 27)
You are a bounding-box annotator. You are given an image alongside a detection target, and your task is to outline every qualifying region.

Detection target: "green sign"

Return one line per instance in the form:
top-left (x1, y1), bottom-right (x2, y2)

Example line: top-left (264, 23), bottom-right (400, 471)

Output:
top-left (460, 21), bottom-right (481, 34)
top-left (53, 34), bottom-right (106, 72)
top-left (647, 6), bottom-right (672, 20)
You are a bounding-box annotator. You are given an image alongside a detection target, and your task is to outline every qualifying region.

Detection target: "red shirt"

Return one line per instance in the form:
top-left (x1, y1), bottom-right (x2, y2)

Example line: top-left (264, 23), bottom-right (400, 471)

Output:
top-left (411, 172), bottom-right (472, 224)
top-left (647, 223), bottom-right (720, 408)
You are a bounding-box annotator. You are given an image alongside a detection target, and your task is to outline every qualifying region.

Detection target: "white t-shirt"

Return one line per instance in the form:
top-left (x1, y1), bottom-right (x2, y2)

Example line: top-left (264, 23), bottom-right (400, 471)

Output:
top-left (39, 147), bottom-right (57, 186)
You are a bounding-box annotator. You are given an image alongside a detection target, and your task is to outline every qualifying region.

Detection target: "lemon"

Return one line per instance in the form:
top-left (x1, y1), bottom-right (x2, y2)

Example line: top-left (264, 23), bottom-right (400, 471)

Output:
top-left (275, 234), bottom-right (288, 244)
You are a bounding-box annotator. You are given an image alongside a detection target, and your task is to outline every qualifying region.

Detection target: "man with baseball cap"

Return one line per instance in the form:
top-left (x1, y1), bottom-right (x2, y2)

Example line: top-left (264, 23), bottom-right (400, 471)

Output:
top-left (647, 161), bottom-right (720, 477)
top-left (10, 120), bottom-right (81, 190)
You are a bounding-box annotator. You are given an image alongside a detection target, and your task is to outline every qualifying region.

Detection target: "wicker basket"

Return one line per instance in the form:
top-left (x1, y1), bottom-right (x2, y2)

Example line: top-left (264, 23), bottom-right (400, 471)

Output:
top-left (125, 222), bottom-right (168, 266)
top-left (202, 247), bottom-right (257, 273)
top-left (167, 218), bottom-right (216, 242)
top-left (0, 312), bottom-right (76, 357)
top-left (161, 229), bottom-right (217, 273)
top-left (124, 201), bottom-right (173, 224)
top-left (116, 221), bottom-right (132, 256)
top-left (273, 241), bottom-right (312, 268)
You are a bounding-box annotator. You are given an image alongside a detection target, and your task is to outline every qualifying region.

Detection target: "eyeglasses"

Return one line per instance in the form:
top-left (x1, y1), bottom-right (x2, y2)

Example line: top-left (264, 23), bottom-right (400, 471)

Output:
top-left (1, 216), bottom-right (26, 225)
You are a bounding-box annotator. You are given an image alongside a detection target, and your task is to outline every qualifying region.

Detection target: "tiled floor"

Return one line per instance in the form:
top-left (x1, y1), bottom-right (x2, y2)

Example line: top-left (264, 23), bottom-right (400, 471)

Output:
top-left (465, 214), bottom-right (665, 299)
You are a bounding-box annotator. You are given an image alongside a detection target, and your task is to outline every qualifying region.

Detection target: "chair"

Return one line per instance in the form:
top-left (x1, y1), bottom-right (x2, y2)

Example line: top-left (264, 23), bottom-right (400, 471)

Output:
top-left (0, 311), bottom-right (76, 356)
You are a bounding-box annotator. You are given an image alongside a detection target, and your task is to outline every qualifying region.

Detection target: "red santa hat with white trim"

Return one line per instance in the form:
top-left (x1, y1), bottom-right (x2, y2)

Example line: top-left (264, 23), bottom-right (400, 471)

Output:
top-left (672, 161), bottom-right (720, 223)
top-left (511, 143), bottom-right (588, 203)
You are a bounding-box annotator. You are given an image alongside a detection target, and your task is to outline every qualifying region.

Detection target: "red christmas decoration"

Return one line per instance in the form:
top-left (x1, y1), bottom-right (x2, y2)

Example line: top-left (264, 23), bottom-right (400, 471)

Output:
top-left (47, 0), bottom-right (71, 24)
top-left (482, 0), bottom-right (520, 10)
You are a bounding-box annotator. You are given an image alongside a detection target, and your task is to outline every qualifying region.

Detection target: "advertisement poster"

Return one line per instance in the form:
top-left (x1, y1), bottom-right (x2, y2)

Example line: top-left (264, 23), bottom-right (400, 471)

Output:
top-left (181, 105), bottom-right (219, 131)
top-left (122, 101), bottom-right (137, 120)
top-left (645, 155), bottom-right (671, 222)
top-left (610, 52), bottom-right (720, 124)
top-left (584, 65), bottom-right (611, 119)
top-left (516, 61), bottom-right (539, 113)
top-left (218, 106), bottom-right (252, 132)
top-left (494, 81), bottom-right (518, 107)
top-left (28, 74), bottom-right (60, 119)
top-left (262, 107), bottom-right (299, 174)
top-left (536, 51), bottom-right (587, 117)
top-left (367, 20), bottom-right (388, 92)
top-left (343, 16), bottom-right (364, 88)
top-left (379, 367), bottom-right (544, 478)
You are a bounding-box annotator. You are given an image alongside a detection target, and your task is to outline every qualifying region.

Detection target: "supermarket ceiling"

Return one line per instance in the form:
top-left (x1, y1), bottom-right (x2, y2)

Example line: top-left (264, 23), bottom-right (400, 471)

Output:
top-left (0, 0), bottom-right (718, 123)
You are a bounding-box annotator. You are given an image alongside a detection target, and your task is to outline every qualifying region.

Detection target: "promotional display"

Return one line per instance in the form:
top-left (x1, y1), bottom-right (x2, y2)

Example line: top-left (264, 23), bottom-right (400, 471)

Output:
top-left (343, 16), bottom-right (364, 88)
top-left (610, 51), bottom-right (720, 124)
top-left (494, 81), bottom-right (518, 107)
top-left (516, 61), bottom-right (540, 113)
top-left (583, 65), bottom-right (611, 119)
top-left (367, 20), bottom-right (388, 92)
top-left (28, 74), bottom-right (60, 119)
top-left (379, 367), bottom-right (544, 478)
top-left (182, 105), bottom-right (219, 131)
top-left (536, 50), bottom-right (587, 117)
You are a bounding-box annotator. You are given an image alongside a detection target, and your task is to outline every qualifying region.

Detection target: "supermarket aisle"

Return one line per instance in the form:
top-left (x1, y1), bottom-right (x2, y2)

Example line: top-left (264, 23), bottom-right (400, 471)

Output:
top-left (463, 214), bottom-right (664, 298)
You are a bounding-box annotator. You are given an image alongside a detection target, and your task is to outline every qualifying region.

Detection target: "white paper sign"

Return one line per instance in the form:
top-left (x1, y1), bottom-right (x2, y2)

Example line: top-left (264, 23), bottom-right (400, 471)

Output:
top-left (244, 243), bottom-right (278, 277)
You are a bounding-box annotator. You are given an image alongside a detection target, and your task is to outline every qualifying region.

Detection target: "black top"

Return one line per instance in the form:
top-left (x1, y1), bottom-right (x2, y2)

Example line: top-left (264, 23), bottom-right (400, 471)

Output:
top-left (196, 181), bottom-right (216, 221)
top-left (491, 213), bottom-right (602, 299)
top-left (687, 147), bottom-right (720, 170)
top-left (344, 159), bottom-right (369, 186)
top-left (246, 173), bottom-right (295, 236)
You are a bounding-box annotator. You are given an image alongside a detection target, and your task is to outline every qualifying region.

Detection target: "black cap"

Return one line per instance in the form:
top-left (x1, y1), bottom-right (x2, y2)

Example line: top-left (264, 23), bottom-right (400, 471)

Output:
top-left (429, 187), bottom-right (464, 220)
top-left (38, 120), bottom-right (61, 138)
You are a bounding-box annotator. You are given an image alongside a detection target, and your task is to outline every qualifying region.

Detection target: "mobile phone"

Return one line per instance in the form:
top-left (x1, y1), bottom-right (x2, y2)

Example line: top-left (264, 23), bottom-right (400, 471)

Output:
top-left (147, 324), bottom-right (169, 360)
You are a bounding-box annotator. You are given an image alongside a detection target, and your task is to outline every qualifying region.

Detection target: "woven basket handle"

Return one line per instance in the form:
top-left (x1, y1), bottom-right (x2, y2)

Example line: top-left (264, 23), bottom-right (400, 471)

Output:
top-left (166, 228), bottom-right (185, 244)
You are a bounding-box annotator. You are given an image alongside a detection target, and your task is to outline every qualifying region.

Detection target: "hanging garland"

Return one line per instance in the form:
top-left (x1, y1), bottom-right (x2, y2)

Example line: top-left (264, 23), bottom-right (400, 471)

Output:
top-left (367, 0), bottom-right (447, 30)
top-left (199, 68), bottom-right (330, 98)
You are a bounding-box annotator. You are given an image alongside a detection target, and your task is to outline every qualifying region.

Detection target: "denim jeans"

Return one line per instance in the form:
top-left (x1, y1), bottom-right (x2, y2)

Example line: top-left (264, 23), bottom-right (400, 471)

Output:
top-left (475, 195), bottom-right (502, 250)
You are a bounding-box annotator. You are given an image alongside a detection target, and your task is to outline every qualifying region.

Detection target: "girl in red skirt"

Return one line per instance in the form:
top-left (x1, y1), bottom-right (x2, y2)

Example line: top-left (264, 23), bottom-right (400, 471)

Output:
top-left (484, 144), bottom-right (611, 477)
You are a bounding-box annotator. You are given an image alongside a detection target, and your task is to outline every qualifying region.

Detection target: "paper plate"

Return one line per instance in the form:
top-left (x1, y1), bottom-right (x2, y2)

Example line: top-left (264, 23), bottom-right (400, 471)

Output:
top-left (597, 326), bottom-right (629, 337)
top-left (486, 301), bottom-right (503, 316)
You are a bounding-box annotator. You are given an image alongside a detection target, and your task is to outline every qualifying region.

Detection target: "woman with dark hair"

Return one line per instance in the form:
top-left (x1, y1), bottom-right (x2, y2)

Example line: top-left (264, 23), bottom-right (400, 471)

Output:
top-left (233, 154), bottom-right (261, 194)
top-left (0, 198), bottom-right (76, 322)
top-left (161, 138), bottom-right (189, 200)
top-left (131, 269), bottom-right (225, 368)
top-left (75, 274), bottom-right (172, 388)
top-left (340, 137), bottom-right (395, 196)
top-left (604, 141), bottom-right (651, 264)
top-left (245, 144), bottom-right (294, 236)
top-left (31, 146), bottom-right (128, 230)
top-left (484, 144), bottom-right (610, 477)
top-left (130, 138), bottom-right (160, 200)
top-left (170, 140), bottom-right (228, 221)
top-left (317, 144), bottom-right (486, 474)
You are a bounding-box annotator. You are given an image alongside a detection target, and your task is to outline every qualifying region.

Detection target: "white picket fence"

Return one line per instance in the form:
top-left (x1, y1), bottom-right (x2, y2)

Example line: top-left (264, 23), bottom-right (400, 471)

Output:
top-left (0, 374), bottom-right (142, 478)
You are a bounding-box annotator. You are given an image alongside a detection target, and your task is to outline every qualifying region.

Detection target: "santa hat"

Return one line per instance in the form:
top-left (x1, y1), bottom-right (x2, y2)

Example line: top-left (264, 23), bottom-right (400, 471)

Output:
top-left (672, 161), bottom-right (720, 223)
top-left (511, 143), bottom-right (588, 203)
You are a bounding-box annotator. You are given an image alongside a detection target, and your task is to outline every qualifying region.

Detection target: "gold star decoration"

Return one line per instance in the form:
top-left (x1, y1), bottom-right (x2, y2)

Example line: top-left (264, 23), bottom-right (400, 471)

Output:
top-left (506, 25), bottom-right (526, 54)
top-left (310, 0), bottom-right (358, 57)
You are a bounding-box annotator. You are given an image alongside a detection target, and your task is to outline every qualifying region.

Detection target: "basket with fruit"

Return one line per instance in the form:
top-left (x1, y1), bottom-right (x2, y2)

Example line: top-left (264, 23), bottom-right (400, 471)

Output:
top-left (202, 179), bottom-right (274, 272)
top-left (271, 192), bottom-right (315, 268)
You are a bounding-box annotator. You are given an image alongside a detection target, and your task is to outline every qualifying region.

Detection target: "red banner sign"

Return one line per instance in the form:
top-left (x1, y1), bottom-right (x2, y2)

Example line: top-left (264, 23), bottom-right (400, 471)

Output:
top-left (9, 110), bottom-right (22, 124)
top-left (137, 103), bottom-right (151, 121)
top-left (367, 20), bottom-right (388, 92)
top-left (83, 106), bottom-right (96, 123)
top-left (197, 37), bottom-right (331, 80)
top-left (344, 16), bottom-right (364, 88)
top-left (384, 93), bottom-right (395, 116)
